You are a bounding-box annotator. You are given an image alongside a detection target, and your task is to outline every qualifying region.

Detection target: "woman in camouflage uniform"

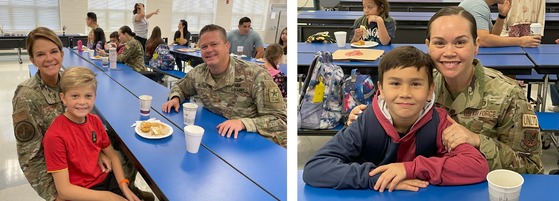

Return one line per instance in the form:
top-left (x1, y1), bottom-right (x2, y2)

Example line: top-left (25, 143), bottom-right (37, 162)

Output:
top-left (347, 7), bottom-right (543, 174)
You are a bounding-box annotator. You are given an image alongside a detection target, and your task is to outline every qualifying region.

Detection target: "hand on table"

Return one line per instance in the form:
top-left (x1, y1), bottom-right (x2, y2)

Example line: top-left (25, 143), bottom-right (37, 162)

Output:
top-left (369, 162), bottom-right (407, 192)
top-left (162, 97), bottom-right (180, 113)
top-left (390, 179), bottom-right (429, 192)
top-left (519, 35), bottom-right (541, 47)
top-left (217, 119), bottom-right (245, 139)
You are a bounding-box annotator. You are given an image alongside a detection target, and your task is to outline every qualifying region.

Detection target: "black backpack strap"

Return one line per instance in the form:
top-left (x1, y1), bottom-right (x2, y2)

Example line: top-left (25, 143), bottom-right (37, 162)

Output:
top-left (298, 51), bottom-right (323, 108)
top-left (415, 109), bottom-right (439, 157)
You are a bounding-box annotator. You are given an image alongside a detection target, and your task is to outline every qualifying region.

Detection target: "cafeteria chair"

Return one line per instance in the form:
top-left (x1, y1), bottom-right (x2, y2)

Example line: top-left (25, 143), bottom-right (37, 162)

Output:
top-left (320, 0), bottom-right (340, 11)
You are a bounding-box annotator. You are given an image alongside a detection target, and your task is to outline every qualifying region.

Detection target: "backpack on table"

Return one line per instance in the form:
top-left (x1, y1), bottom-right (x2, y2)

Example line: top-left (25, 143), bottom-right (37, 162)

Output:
top-left (149, 44), bottom-right (176, 70)
top-left (342, 69), bottom-right (376, 122)
top-left (298, 51), bottom-right (344, 129)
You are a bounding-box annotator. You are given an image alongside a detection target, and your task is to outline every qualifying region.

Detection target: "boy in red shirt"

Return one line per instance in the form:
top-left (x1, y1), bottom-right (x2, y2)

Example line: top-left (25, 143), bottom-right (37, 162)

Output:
top-left (303, 46), bottom-right (489, 192)
top-left (43, 67), bottom-right (139, 200)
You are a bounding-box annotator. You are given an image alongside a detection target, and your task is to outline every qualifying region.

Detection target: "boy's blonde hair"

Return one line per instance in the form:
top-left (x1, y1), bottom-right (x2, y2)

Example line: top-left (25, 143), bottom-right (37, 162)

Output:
top-left (60, 67), bottom-right (97, 93)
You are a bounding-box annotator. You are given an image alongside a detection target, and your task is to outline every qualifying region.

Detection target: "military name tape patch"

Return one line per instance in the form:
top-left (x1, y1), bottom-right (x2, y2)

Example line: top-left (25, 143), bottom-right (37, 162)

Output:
top-left (522, 114), bottom-right (539, 128)
top-left (15, 121), bottom-right (35, 142)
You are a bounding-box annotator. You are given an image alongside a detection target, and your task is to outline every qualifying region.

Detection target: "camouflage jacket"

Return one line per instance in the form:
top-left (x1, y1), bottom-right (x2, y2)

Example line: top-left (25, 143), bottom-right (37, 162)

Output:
top-left (118, 38), bottom-right (146, 72)
top-left (168, 56), bottom-right (287, 138)
top-left (434, 59), bottom-right (543, 174)
top-left (12, 72), bottom-right (65, 201)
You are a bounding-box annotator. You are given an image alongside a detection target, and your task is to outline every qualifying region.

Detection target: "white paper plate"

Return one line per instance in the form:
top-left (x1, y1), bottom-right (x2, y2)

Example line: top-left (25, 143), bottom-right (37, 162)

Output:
top-left (90, 56), bottom-right (101, 60)
top-left (135, 122), bottom-right (173, 139)
top-left (351, 41), bottom-right (379, 48)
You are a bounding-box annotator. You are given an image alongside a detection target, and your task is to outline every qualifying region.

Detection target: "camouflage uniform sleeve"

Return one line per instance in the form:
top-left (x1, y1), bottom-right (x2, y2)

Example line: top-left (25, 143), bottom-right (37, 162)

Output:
top-left (478, 87), bottom-right (543, 174)
top-left (12, 90), bottom-right (57, 201)
top-left (167, 69), bottom-right (197, 101)
top-left (238, 71), bottom-right (287, 139)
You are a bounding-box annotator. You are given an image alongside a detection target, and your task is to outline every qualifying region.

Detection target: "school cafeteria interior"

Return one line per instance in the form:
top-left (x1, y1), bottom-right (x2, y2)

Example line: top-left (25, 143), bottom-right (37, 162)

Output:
top-left (298, 0), bottom-right (559, 200)
top-left (1, 0), bottom-right (287, 200)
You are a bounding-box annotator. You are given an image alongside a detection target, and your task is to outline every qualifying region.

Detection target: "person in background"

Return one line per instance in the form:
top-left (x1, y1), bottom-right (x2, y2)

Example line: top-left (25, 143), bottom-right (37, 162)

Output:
top-left (90, 28), bottom-right (106, 50)
top-left (347, 6), bottom-right (543, 174)
top-left (43, 67), bottom-right (140, 201)
top-left (350, 0), bottom-right (396, 45)
top-left (85, 12), bottom-right (104, 49)
top-left (132, 2), bottom-right (159, 51)
top-left (162, 24), bottom-right (287, 147)
top-left (459, 0), bottom-right (541, 47)
top-left (277, 27), bottom-right (287, 64)
top-left (98, 26), bottom-right (145, 72)
top-left (500, 0), bottom-right (545, 37)
top-left (173, 19), bottom-right (192, 72)
top-left (104, 31), bottom-right (125, 55)
top-left (263, 44), bottom-right (286, 99)
top-left (303, 46), bottom-right (489, 191)
top-left (227, 17), bottom-right (265, 59)
top-left (98, 26), bottom-right (161, 83)
top-left (12, 27), bottom-right (154, 201)
top-left (145, 26), bottom-right (165, 64)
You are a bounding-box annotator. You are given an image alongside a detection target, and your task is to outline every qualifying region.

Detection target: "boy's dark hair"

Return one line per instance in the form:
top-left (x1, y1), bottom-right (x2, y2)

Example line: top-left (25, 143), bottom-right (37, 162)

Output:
top-left (238, 17), bottom-right (251, 25)
top-left (427, 6), bottom-right (477, 43)
top-left (87, 12), bottom-right (97, 22)
top-left (378, 46), bottom-right (434, 86)
top-left (110, 31), bottom-right (119, 40)
top-left (199, 24), bottom-right (228, 43)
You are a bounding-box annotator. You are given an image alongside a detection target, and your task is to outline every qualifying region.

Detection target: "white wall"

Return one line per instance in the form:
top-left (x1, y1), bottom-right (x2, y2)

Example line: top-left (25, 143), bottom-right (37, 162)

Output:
top-left (58, 0), bottom-right (285, 44)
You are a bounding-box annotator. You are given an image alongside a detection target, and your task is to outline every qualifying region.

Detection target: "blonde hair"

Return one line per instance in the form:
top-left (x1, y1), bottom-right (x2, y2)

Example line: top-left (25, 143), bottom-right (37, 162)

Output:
top-left (263, 43), bottom-right (283, 69)
top-left (60, 67), bottom-right (97, 93)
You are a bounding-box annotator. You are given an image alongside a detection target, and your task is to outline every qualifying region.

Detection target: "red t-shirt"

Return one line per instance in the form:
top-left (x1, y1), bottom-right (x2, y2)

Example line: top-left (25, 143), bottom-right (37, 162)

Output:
top-left (43, 113), bottom-right (110, 188)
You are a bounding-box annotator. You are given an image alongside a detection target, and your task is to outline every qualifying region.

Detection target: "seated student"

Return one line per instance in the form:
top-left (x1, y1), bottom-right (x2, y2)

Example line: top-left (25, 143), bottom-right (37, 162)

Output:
top-left (278, 27), bottom-right (287, 64)
top-left (263, 44), bottom-right (286, 99)
top-left (145, 26), bottom-right (165, 64)
top-left (98, 26), bottom-right (160, 82)
top-left (303, 46), bottom-right (489, 191)
top-left (459, 0), bottom-right (541, 47)
top-left (89, 28), bottom-right (106, 50)
top-left (227, 17), bottom-right (265, 58)
top-left (350, 0), bottom-right (396, 45)
top-left (173, 19), bottom-right (192, 72)
top-left (43, 67), bottom-right (140, 200)
top-left (103, 31), bottom-right (125, 54)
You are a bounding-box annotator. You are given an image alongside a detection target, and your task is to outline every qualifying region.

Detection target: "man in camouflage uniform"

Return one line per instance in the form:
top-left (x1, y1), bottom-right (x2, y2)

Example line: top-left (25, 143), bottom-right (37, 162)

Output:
top-left (162, 24), bottom-right (287, 147)
top-left (434, 59), bottom-right (543, 174)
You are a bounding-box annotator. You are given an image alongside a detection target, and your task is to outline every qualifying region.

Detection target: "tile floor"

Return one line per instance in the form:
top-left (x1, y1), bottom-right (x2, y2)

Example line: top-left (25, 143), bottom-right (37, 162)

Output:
top-left (0, 51), bottom-right (157, 200)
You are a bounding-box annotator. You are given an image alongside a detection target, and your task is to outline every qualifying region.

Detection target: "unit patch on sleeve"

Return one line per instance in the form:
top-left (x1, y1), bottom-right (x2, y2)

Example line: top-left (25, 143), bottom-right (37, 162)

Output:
top-left (15, 121), bottom-right (35, 142)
